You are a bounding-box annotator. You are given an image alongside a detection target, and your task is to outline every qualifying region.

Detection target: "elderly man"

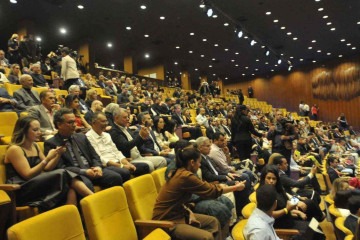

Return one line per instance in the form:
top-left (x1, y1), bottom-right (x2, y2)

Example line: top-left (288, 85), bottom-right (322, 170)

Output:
top-left (105, 79), bottom-right (118, 96)
top-left (30, 63), bottom-right (48, 87)
top-left (13, 74), bottom-right (40, 110)
top-left (28, 90), bottom-right (60, 140)
top-left (196, 107), bottom-right (210, 128)
top-left (68, 85), bottom-right (88, 113)
top-left (109, 108), bottom-right (167, 172)
top-left (86, 111), bottom-right (149, 177)
top-left (0, 50), bottom-right (9, 67)
top-left (61, 47), bottom-right (80, 90)
top-left (45, 108), bottom-right (124, 190)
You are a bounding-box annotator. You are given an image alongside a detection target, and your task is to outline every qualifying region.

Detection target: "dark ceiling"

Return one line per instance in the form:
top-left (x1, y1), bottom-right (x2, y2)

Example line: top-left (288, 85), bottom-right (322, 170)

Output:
top-left (0, 0), bottom-right (359, 84)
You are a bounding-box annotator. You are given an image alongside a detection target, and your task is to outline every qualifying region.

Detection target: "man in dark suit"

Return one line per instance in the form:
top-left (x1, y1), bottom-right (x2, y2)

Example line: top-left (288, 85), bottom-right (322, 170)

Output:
top-left (28, 90), bottom-right (60, 140)
top-left (196, 136), bottom-right (252, 216)
top-left (345, 196), bottom-right (360, 235)
top-left (108, 107), bottom-right (167, 172)
top-left (104, 80), bottom-right (118, 96)
top-left (13, 74), bottom-right (40, 110)
top-left (206, 118), bottom-right (220, 140)
top-left (30, 63), bottom-right (47, 87)
top-left (44, 108), bottom-right (123, 190)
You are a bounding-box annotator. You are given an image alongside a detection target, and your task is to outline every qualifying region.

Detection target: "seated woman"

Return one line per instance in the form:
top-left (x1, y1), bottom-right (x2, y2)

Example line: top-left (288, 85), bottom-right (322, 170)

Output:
top-left (259, 165), bottom-right (325, 238)
top-left (334, 190), bottom-right (352, 217)
top-left (164, 119), bottom-right (179, 143)
top-left (65, 94), bottom-right (91, 132)
top-left (84, 88), bottom-right (98, 109)
top-left (153, 116), bottom-right (171, 150)
top-left (5, 116), bottom-right (93, 211)
top-left (7, 64), bottom-right (21, 84)
top-left (153, 145), bottom-right (246, 240)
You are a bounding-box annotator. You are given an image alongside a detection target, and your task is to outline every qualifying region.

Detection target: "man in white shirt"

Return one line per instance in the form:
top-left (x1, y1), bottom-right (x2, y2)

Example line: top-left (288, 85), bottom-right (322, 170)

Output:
top-left (196, 107), bottom-right (210, 128)
top-left (61, 47), bottom-right (80, 90)
top-left (86, 111), bottom-right (149, 178)
top-left (243, 184), bottom-right (281, 240)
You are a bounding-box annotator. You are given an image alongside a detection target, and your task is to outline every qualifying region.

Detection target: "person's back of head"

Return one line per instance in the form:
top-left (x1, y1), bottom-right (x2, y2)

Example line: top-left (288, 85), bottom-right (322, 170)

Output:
top-left (348, 196), bottom-right (360, 215)
top-left (334, 190), bottom-right (352, 209)
top-left (256, 184), bottom-right (277, 213)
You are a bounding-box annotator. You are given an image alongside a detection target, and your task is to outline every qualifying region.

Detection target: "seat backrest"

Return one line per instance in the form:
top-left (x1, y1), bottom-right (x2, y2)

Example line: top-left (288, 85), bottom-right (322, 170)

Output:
top-left (4, 83), bottom-right (22, 96)
top-left (80, 186), bottom-right (137, 240)
top-left (0, 145), bottom-right (8, 184)
top-left (249, 191), bottom-right (257, 203)
top-left (231, 219), bottom-right (248, 240)
top-left (328, 204), bottom-right (342, 223)
top-left (123, 174), bottom-right (158, 220)
top-left (33, 87), bottom-right (48, 96)
top-left (0, 112), bottom-right (18, 136)
top-left (7, 205), bottom-right (85, 240)
top-left (241, 202), bottom-right (256, 219)
top-left (151, 167), bottom-right (166, 193)
top-left (334, 217), bottom-right (353, 240)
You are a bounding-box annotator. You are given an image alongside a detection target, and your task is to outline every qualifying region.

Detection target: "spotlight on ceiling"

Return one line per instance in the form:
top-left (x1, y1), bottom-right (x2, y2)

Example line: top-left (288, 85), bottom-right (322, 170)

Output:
top-left (10, 0), bottom-right (17, 3)
top-left (207, 8), bottom-right (213, 17)
top-left (199, 0), bottom-right (205, 8)
top-left (237, 30), bottom-right (243, 38)
top-left (277, 58), bottom-right (282, 64)
top-left (265, 49), bottom-right (270, 56)
top-left (288, 65), bottom-right (292, 71)
top-left (250, 40), bottom-right (257, 46)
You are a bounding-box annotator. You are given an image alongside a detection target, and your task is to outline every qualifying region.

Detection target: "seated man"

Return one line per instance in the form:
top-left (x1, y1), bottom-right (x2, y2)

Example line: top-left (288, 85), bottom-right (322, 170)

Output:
top-left (196, 107), bottom-right (210, 128)
top-left (109, 107), bottom-right (167, 172)
top-left (243, 184), bottom-right (281, 240)
top-left (30, 63), bottom-right (48, 87)
top-left (28, 90), bottom-right (59, 140)
top-left (45, 108), bottom-right (124, 190)
top-left (197, 136), bottom-right (252, 216)
top-left (104, 79), bottom-right (118, 96)
top-left (0, 87), bottom-right (19, 112)
top-left (13, 74), bottom-right (41, 111)
top-left (345, 195), bottom-right (360, 235)
top-left (327, 155), bottom-right (354, 183)
top-left (86, 111), bottom-right (149, 178)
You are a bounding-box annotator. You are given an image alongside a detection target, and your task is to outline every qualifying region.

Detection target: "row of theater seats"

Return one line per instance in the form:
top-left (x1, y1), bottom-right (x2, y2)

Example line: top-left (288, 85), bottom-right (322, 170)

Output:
top-left (3, 165), bottom-right (172, 240)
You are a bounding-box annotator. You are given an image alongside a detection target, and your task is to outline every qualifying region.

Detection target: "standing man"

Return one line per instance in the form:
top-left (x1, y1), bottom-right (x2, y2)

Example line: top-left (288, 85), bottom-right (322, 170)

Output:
top-left (238, 89), bottom-right (244, 105)
top-left (61, 47), bottom-right (80, 90)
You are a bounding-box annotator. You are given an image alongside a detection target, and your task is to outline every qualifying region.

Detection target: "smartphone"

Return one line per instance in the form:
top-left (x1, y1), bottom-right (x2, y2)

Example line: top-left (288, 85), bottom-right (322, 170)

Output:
top-left (290, 196), bottom-right (299, 205)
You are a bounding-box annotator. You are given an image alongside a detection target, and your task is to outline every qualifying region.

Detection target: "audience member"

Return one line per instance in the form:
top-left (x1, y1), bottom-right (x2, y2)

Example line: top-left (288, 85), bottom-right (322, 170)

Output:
top-left (84, 100), bottom-right (103, 124)
top-left (13, 74), bottom-right (40, 110)
top-left (7, 64), bottom-right (21, 84)
top-left (30, 63), bottom-right (47, 87)
top-left (0, 87), bottom-right (19, 112)
top-left (61, 47), bottom-right (80, 90)
top-left (345, 196), bottom-right (360, 235)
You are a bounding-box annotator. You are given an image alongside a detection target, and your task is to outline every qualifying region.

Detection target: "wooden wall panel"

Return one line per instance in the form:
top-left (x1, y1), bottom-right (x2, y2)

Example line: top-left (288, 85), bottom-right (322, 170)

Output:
top-left (225, 57), bottom-right (360, 130)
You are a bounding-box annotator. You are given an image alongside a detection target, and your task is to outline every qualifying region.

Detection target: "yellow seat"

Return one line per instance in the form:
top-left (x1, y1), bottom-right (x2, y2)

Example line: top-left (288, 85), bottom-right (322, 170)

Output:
top-left (151, 167), bottom-right (166, 193)
top-left (334, 217), bottom-right (354, 240)
top-left (7, 205), bottom-right (85, 240)
top-left (241, 202), bottom-right (256, 219)
top-left (80, 186), bottom-right (170, 240)
top-left (249, 191), bottom-right (257, 203)
top-left (328, 204), bottom-right (342, 223)
top-left (231, 219), bottom-right (248, 240)
top-left (0, 112), bottom-right (18, 145)
top-left (123, 174), bottom-right (174, 238)
top-left (324, 194), bottom-right (334, 206)
top-left (0, 190), bottom-right (14, 240)
top-left (33, 87), bottom-right (48, 96)
top-left (4, 83), bottom-right (22, 96)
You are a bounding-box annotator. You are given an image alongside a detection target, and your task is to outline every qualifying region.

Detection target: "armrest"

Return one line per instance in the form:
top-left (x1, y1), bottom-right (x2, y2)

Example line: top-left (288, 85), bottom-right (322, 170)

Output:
top-left (135, 219), bottom-right (175, 228)
top-left (0, 184), bottom-right (21, 191)
top-left (275, 229), bottom-right (300, 235)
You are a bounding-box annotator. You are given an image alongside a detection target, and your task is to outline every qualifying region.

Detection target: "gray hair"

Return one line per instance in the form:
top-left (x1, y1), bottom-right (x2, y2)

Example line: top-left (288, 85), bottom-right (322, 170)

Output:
top-left (68, 85), bottom-right (80, 93)
top-left (104, 103), bottom-right (120, 115)
top-left (19, 74), bottom-right (32, 84)
top-left (113, 107), bottom-right (127, 118)
top-left (196, 136), bottom-right (210, 147)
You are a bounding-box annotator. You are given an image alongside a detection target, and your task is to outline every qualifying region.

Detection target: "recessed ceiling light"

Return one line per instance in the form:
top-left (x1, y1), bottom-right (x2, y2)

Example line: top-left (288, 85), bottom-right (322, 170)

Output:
top-left (145, 53), bottom-right (150, 58)
top-left (225, 77), bottom-right (228, 80)
top-left (195, 68), bottom-right (198, 71)
top-left (323, 15), bottom-right (328, 19)
top-left (357, 22), bottom-right (360, 25)
top-left (201, 55), bottom-right (205, 57)
top-left (175, 46), bottom-right (180, 49)
top-left (213, 74), bottom-right (216, 76)
top-left (300, 58), bottom-right (304, 61)
top-left (224, 49), bottom-right (229, 51)
top-left (160, 16), bottom-right (165, 20)
top-left (261, 45), bottom-right (265, 48)
top-left (212, 14), bottom-right (218, 18)
top-left (244, 36), bottom-right (248, 39)
top-left (202, 39), bottom-right (207, 42)
top-left (10, 0), bottom-right (17, 3)
top-left (311, 40), bottom-right (317, 43)
top-left (308, 46), bottom-right (313, 49)
top-left (293, 37), bottom-right (298, 40)
top-left (327, 22), bottom-right (332, 25)
top-left (77, 5), bottom-right (84, 9)
top-left (273, 19), bottom-right (279, 23)
top-left (242, 73), bottom-right (246, 76)
top-left (315, 0), bottom-right (321, 2)
top-left (190, 32), bottom-right (195, 36)
top-left (107, 42), bottom-right (113, 48)
top-left (266, 12), bottom-right (271, 15)
top-left (35, 37), bottom-right (42, 42)
top-left (330, 28), bottom-right (336, 31)
top-left (338, 55), bottom-right (343, 57)
top-left (174, 62), bottom-right (178, 65)
top-left (199, 3), bottom-right (205, 8)
top-left (318, 8), bottom-right (324, 11)
top-left (290, 56), bottom-right (294, 59)
top-left (235, 52), bottom-right (239, 55)
top-left (140, 5), bottom-right (146, 10)
top-left (126, 26), bottom-right (131, 30)
top-left (235, 64), bottom-right (239, 67)
top-left (189, 50), bottom-right (193, 53)
top-left (256, 59), bottom-right (259, 62)
top-left (212, 58), bottom-right (216, 61)
top-left (255, 68), bottom-right (259, 71)
top-left (287, 32), bottom-right (292, 35)
top-left (209, 65), bottom-right (212, 68)
top-left (275, 64), bottom-right (278, 67)
top-left (224, 23), bottom-right (229, 26)
top-left (317, 50), bottom-right (322, 53)
top-left (252, 73), bottom-right (255, 76)
top-left (312, 60), bottom-right (316, 63)
top-left (231, 59), bottom-right (235, 62)
top-left (340, 39), bottom-right (345, 42)
top-left (347, 43), bottom-right (351, 46)
top-left (327, 52), bottom-right (331, 55)
top-left (59, 28), bottom-right (67, 34)
top-left (214, 44), bottom-right (218, 47)
top-left (265, 62), bottom-right (269, 65)
top-left (280, 26), bottom-right (286, 30)
top-left (271, 69), bottom-right (274, 72)
top-left (352, 47), bottom-right (356, 50)
top-left (144, 34), bottom-right (149, 38)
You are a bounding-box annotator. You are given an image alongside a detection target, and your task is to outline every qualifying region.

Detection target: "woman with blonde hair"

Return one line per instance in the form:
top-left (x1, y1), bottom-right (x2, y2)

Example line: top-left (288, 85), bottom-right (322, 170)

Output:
top-left (5, 116), bottom-right (93, 210)
top-left (7, 33), bottom-right (20, 64)
top-left (85, 88), bottom-right (98, 109)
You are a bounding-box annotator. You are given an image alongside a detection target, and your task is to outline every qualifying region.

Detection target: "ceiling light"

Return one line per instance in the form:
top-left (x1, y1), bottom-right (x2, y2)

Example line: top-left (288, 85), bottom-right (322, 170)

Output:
top-left (277, 59), bottom-right (282, 64)
top-left (202, 39), bottom-right (207, 42)
top-left (255, 68), bottom-right (259, 71)
top-left (144, 34), bottom-right (149, 38)
top-left (231, 59), bottom-right (235, 62)
top-left (244, 36), bottom-right (248, 39)
top-left (317, 50), bottom-right (321, 52)
top-left (290, 56), bottom-right (294, 59)
top-left (160, 16), bottom-right (165, 20)
top-left (207, 8), bottom-right (213, 17)
top-left (77, 5), bottom-right (84, 9)
top-left (281, 53), bottom-right (284, 56)
top-left (126, 26), bottom-right (131, 30)
top-left (190, 32), bottom-right (195, 35)
top-left (209, 65), bottom-right (212, 68)
top-left (235, 64), bottom-right (239, 67)
top-left (224, 49), bottom-right (229, 51)
top-left (312, 40), bottom-right (317, 43)
top-left (245, 66), bottom-right (249, 69)
top-left (252, 74), bottom-right (255, 76)
top-left (212, 58), bottom-right (216, 61)
top-left (242, 74), bottom-right (246, 76)
top-left (214, 44), bottom-right (218, 47)
top-left (280, 26), bottom-right (286, 30)
top-left (287, 32), bottom-right (292, 35)
top-left (225, 77), bottom-right (228, 80)
top-left (224, 23), bottom-right (229, 26)
top-left (59, 28), bottom-right (67, 34)
top-left (10, 0), bottom-right (17, 3)
top-left (111, 64), bottom-right (115, 67)
top-left (347, 43), bottom-right (351, 46)
top-left (261, 45), bottom-right (265, 48)
top-left (352, 47), bottom-right (356, 50)
top-left (237, 30), bottom-right (243, 38)
top-left (293, 37), bottom-right (298, 40)
top-left (327, 52), bottom-right (331, 55)
top-left (212, 14), bottom-right (218, 18)
top-left (250, 40), bottom-right (256, 46)
top-left (318, 8), bottom-right (324, 11)
top-left (266, 11), bottom-right (271, 15)
top-left (195, 68), bottom-right (198, 71)
top-left (265, 62), bottom-right (269, 65)
top-left (174, 62), bottom-right (178, 65)
top-left (35, 37), bottom-right (42, 42)
top-left (357, 22), bottom-right (360, 25)
top-left (338, 55), bottom-right (343, 57)
top-left (323, 15), bottom-right (328, 19)
top-left (189, 50), bottom-right (193, 53)
top-left (275, 64), bottom-right (278, 67)
top-left (201, 55), bottom-right (205, 57)
top-left (315, 0), bottom-right (321, 2)
top-left (107, 42), bottom-right (113, 48)
top-left (175, 46), bottom-right (180, 49)
top-left (145, 53), bottom-right (150, 58)
top-left (256, 59), bottom-right (259, 62)
top-left (327, 22), bottom-right (332, 25)
top-left (340, 39), bottom-right (345, 42)
top-left (273, 19), bottom-right (279, 23)
top-left (213, 74), bottom-right (216, 76)
top-left (330, 28), bottom-right (336, 31)
top-left (140, 5), bottom-right (147, 10)
top-left (199, 2), bottom-right (205, 8)
top-left (300, 58), bottom-right (304, 61)
top-left (235, 52), bottom-right (239, 55)
top-left (288, 65), bottom-right (292, 71)
top-left (308, 46), bottom-right (313, 49)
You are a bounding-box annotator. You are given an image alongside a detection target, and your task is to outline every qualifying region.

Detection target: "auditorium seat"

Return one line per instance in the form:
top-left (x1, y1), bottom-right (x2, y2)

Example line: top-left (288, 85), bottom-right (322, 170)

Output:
top-left (334, 216), bottom-right (354, 240)
top-left (80, 186), bottom-right (170, 240)
top-left (4, 83), bottom-right (21, 96)
top-left (151, 167), bottom-right (166, 193)
top-left (7, 205), bottom-right (85, 240)
top-left (0, 112), bottom-right (18, 144)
